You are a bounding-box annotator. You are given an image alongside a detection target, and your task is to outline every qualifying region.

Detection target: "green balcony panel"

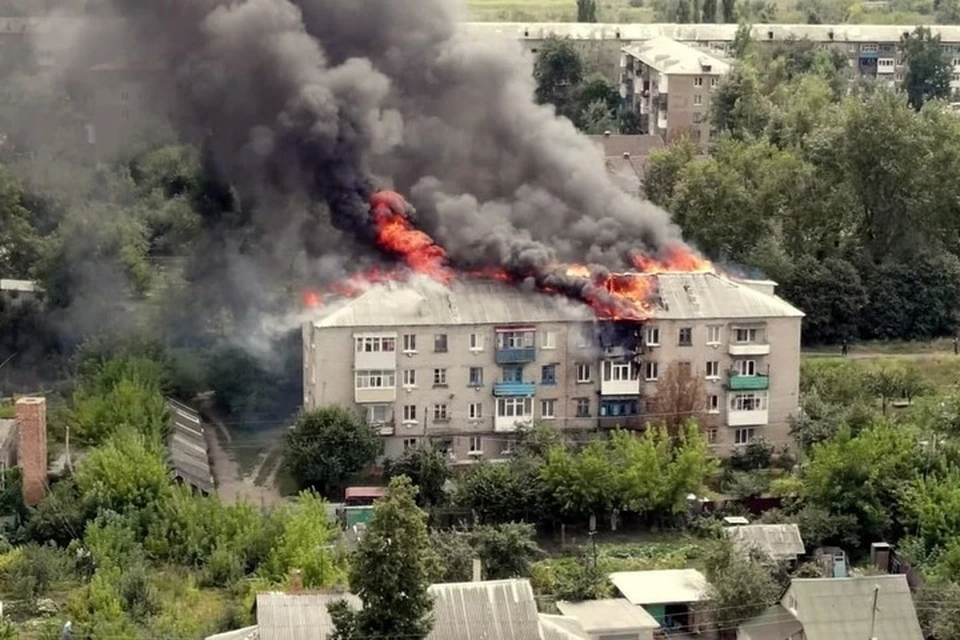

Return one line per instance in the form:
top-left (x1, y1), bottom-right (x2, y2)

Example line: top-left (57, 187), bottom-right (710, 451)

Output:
top-left (728, 374), bottom-right (770, 391)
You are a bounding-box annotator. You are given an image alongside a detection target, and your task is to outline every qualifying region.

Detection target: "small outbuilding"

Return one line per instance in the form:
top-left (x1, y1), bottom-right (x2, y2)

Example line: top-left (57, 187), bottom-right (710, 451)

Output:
top-left (609, 569), bottom-right (710, 634)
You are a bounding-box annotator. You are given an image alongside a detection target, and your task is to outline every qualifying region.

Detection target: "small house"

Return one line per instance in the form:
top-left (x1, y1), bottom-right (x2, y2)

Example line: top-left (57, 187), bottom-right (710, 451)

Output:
top-left (609, 569), bottom-right (710, 634)
top-left (556, 598), bottom-right (661, 640)
top-left (724, 523), bottom-right (805, 563)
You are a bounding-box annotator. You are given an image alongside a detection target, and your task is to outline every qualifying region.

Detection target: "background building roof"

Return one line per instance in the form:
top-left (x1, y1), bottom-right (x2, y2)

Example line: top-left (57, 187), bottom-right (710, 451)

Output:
top-left (610, 569), bottom-right (710, 605)
top-left (256, 592), bottom-right (361, 640)
top-left (725, 523), bottom-right (806, 560)
top-left (428, 579), bottom-right (543, 639)
top-left (622, 36), bottom-right (731, 75)
top-left (556, 598), bottom-right (660, 632)
top-left (785, 575), bottom-right (923, 640)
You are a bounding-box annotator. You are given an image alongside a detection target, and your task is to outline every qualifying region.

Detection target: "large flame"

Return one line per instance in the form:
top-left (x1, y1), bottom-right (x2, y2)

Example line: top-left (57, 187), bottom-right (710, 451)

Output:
top-left (302, 190), bottom-right (714, 320)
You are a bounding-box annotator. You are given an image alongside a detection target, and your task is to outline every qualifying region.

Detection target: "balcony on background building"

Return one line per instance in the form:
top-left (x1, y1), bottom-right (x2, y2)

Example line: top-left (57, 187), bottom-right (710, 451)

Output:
top-left (728, 343), bottom-right (771, 357)
top-left (493, 382), bottom-right (537, 397)
top-left (495, 347), bottom-right (536, 364)
top-left (728, 373), bottom-right (770, 391)
top-left (597, 415), bottom-right (644, 430)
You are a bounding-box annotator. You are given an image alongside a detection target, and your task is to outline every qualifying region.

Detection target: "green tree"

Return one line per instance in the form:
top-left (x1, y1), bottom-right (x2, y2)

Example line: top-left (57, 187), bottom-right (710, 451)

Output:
top-left (579, 99), bottom-right (618, 134)
top-left (384, 446), bottom-right (450, 508)
top-left (533, 37), bottom-right (586, 120)
top-left (901, 26), bottom-right (951, 111)
top-left (263, 491), bottom-right (347, 589)
top-left (454, 457), bottom-right (548, 524)
top-left (284, 406), bottom-right (380, 497)
top-left (576, 0), bottom-right (598, 21)
top-left (702, 539), bottom-right (780, 638)
top-left (468, 523), bottom-right (542, 579)
top-left (778, 256), bottom-right (867, 344)
top-left (702, 0), bottom-right (718, 21)
top-left (643, 138), bottom-right (696, 206)
top-left (710, 62), bottom-right (772, 139)
top-left (676, 0), bottom-right (693, 21)
top-left (330, 476), bottom-right (433, 640)
top-left (722, 0), bottom-right (739, 22)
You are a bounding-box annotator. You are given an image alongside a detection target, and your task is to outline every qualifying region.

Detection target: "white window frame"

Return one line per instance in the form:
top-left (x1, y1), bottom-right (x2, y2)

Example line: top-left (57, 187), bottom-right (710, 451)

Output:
top-left (576, 363), bottom-right (592, 383)
top-left (433, 368), bottom-right (448, 386)
top-left (693, 93), bottom-right (702, 106)
top-left (706, 361), bottom-right (720, 379)
top-left (367, 404), bottom-right (389, 424)
top-left (735, 427), bottom-right (756, 445)
top-left (402, 369), bottom-right (417, 388)
top-left (710, 77), bottom-right (718, 87)
top-left (679, 327), bottom-right (693, 346)
top-left (434, 404), bottom-right (449, 421)
top-left (470, 332), bottom-right (485, 352)
top-left (468, 436), bottom-right (483, 455)
top-left (541, 330), bottom-right (557, 350)
top-left (497, 397), bottom-right (533, 418)
top-left (468, 367), bottom-right (484, 387)
top-left (355, 370), bottom-right (396, 389)
top-left (860, 43), bottom-right (878, 52)
top-left (707, 428), bottom-right (718, 444)
top-left (402, 334), bottom-right (417, 353)
top-left (707, 325), bottom-right (722, 345)
top-left (497, 330), bottom-right (535, 349)
top-left (644, 361), bottom-right (659, 381)
top-left (402, 405), bottom-right (417, 423)
top-left (734, 359), bottom-right (757, 376)
top-left (403, 438), bottom-right (417, 451)
top-left (434, 334), bottom-right (448, 352)
top-left (356, 336), bottom-right (397, 353)
top-left (645, 326), bottom-right (660, 346)
top-left (731, 392), bottom-right (766, 412)
top-left (694, 76), bottom-right (703, 86)
top-left (469, 402), bottom-right (483, 419)
top-left (541, 399), bottom-right (556, 419)
top-left (734, 328), bottom-right (759, 344)
top-left (575, 397), bottom-right (591, 417)
top-left (708, 394), bottom-right (720, 413)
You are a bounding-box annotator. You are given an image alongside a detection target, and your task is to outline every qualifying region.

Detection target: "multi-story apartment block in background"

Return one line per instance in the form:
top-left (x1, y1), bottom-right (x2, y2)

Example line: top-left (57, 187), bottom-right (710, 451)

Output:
top-left (302, 274), bottom-right (803, 462)
top-left (620, 36), bottom-right (730, 142)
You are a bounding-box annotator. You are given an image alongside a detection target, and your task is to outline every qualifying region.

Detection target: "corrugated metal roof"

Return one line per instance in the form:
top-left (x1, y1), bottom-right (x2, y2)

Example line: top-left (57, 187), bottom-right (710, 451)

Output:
top-left (166, 400), bottom-right (214, 494)
top-left (256, 593), bottom-right (361, 640)
top-left (461, 21), bottom-right (960, 44)
top-left (556, 598), bottom-right (660, 632)
top-left (785, 575), bottom-right (923, 640)
top-left (725, 524), bottom-right (806, 560)
top-left (428, 579), bottom-right (543, 639)
top-left (311, 273), bottom-right (802, 329)
top-left (738, 605), bottom-right (804, 640)
top-left (610, 569), bottom-right (709, 605)
top-left (623, 37), bottom-right (732, 75)
top-left (538, 614), bottom-right (588, 640)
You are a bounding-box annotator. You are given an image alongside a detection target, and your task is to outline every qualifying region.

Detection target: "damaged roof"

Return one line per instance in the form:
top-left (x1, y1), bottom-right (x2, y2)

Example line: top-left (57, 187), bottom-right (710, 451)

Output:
top-left (310, 272), bottom-right (802, 329)
top-left (167, 399), bottom-right (214, 495)
top-left (725, 523), bottom-right (805, 560)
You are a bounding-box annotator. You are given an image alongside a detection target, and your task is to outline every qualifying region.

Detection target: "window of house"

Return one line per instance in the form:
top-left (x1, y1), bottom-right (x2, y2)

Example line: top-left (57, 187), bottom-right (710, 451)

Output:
top-left (734, 359), bottom-right (757, 376)
top-left (434, 404), bottom-right (449, 421)
top-left (735, 427), bottom-right (756, 445)
top-left (645, 326), bottom-right (660, 346)
top-left (403, 334), bottom-right (417, 353)
top-left (434, 334), bottom-right (448, 352)
top-left (542, 330), bottom-right (557, 349)
top-left (470, 333), bottom-right (484, 351)
top-left (710, 77), bottom-right (718, 87)
top-left (731, 392), bottom-right (765, 412)
top-left (542, 364), bottom-right (557, 385)
top-left (694, 76), bottom-right (703, 86)
top-left (497, 330), bottom-right (535, 349)
top-left (707, 325), bottom-right (722, 345)
top-left (576, 363), bottom-right (592, 383)
top-left (541, 399), bottom-right (556, 419)
top-left (604, 360), bottom-right (638, 381)
top-left (356, 336), bottom-right (397, 353)
top-left (734, 328), bottom-right (759, 343)
top-left (403, 438), bottom-right (418, 451)
top-left (469, 367), bottom-right (484, 387)
top-left (355, 370), bottom-right (396, 389)
top-left (678, 327), bottom-right (693, 346)
top-left (367, 405), bottom-right (390, 424)
top-left (403, 405), bottom-right (417, 423)
top-left (469, 436), bottom-right (483, 455)
top-left (497, 397), bottom-right (533, 417)
top-left (706, 361), bottom-right (720, 379)
top-left (502, 365), bottom-right (524, 383)
top-left (433, 368), bottom-right (448, 386)
top-left (707, 428), bottom-right (718, 444)
top-left (575, 397), bottom-right (591, 417)
top-left (469, 403), bottom-right (483, 419)
top-left (599, 399), bottom-right (639, 416)
top-left (860, 43), bottom-right (878, 52)
top-left (693, 94), bottom-right (702, 106)
top-left (501, 439), bottom-right (516, 455)
top-left (644, 361), bottom-right (659, 381)
top-left (708, 394), bottom-right (720, 413)
top-left (403, 369), bottom-right (417, 387)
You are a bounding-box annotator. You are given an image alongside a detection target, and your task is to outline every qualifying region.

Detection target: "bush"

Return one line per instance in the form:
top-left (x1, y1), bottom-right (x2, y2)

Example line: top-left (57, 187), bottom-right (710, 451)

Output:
top-left (1, 543), bottom-right (76, 600)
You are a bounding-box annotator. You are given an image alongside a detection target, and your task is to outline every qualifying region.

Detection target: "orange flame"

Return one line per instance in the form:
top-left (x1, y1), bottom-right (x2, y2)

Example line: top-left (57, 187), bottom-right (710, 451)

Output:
top-left (302, 190), bottom-right (714, 321)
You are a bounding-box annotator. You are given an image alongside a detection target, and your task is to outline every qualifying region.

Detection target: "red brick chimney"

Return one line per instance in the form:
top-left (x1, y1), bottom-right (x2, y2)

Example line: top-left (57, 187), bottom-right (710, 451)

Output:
top-left (16, 397), bottom-right (47, 506)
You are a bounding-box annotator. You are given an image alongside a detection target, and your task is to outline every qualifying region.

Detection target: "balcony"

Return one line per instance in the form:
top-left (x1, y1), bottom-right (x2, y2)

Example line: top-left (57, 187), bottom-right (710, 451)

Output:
top-left (597, 415), bottom-right (644, 430)
top-left (377, 423), bottom-right (395, 436)
top-left (728, 374), bottom-right (770, 391)
top-left (493, 382), bottom-right (537, 397)
top-left (494, 416), bottom-right (533, 433)
top-left (495, 347), bottom-right (536, 364)
top-left (728, 408), bottom-right (769, 427)
top-left (728, 343), bottom-right (771, 356)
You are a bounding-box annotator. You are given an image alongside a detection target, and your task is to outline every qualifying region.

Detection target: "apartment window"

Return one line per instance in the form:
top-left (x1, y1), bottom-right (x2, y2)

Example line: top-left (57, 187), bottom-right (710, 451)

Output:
top-left (735, 328), bottom-right (759, 343)
top-left (403, 405), bottom-right (417, 423)
top-left (542, 364), bottom-right (557, 385)
top-left (355, 370), bottom-right (396, 389)
top-left (434, 334), bottom-right (448, 352)
top-left (502, 365), bottom-right (524, 383)
top-left (541, 399), bottom-right (556, 419)
top-left (604, 360), bottom-right (638, 381)
top-left (694, 76), bottom-right (703, 86)
top-left (710, 77), bottom-right (718, 87)
top-left (403, 369), bottom-right (417, 387)
top-left (497, 330), bottom-right (535, 349)
top-left (367, 404), bottom-right (390, 424)
top-left (707, 428), bottom-right (718, 444)
top-left (678, 327), bottom-right (693, 346)
top-left (469, 402), bottom-right (483, 419)
top-left (575, 397), bottom-right (591, 418)
top-left (497, 397), bottom-right (533, 417)
top-left (577, 327), bottom-right (593, 349)
top-left (599, 398), bottom-right (639, 417)
top-left (735, 427), bottom-right (756, 445)
top-left (645, 326), bottom-right (660, 346)
top-left (470, 332), bottom-right (485, 351)
top-left (693, 94), bottom-right (702, 106)
top-left (879, 58), bottom-right (895, 68)
top-left (433, 368), bottom-right (448, 386)
top-left (731, 392), bottom-right (766, 412)
top-left (434, 404), bottom-right (449, 421)
top-left (403, 334), bottom-right (416, 353)
top-left (860, 43), bottom-right (878, 52)
top-left (576, 363), bottom-right (592, 383)
top-left (734, 359), bottom-right (757, 376)
top-left (707, 325), bottom-right (722, 345)
top-left (542, 330), bottom-right (557, 349)
top-left (403, 438), bottom-right (417, 452)
top-left (706, 361), bottom-right (720, 379)
top-left (708, 394), bottom-right (720, 413)
top-left (469, 436), bottom-right (483, 455)
top-left (356, 336), bottom-right (397, 353)
top-left (501, 439), bottom-right (516, 455)
top-left (644, 361), bottom-right (659, 381)
top-left (469, 367), bottom-right (484, 387)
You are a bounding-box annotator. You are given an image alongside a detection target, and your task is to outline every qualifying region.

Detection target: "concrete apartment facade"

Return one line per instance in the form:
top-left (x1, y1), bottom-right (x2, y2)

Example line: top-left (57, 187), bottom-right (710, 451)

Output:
top-left (302, 274), bottom-right (803, 462)
top-left (620, 37), bottom-right (730, 142)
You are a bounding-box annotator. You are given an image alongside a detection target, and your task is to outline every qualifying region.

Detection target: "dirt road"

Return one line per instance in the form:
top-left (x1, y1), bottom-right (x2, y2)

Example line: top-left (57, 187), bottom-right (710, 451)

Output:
top-left (204, 414), bottom-right (284, 508)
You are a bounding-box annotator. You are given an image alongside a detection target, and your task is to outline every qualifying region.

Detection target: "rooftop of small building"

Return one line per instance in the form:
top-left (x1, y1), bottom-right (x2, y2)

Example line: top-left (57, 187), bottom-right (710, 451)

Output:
top-left (556, 598), bottom-right (660, 632)
top-left (309, 271), bottom-right (803, 330)
top-left (609, 568), bottom-right (710, 605)
top-left (725, 523), bottom-right (806, 560)
top-left (622, 36), bottom-right (732, 75)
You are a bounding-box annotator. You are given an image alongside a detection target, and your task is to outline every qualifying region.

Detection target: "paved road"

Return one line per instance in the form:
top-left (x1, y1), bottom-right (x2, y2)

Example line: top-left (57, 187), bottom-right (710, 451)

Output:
top-left (204, 414), bottom-right (283, 508)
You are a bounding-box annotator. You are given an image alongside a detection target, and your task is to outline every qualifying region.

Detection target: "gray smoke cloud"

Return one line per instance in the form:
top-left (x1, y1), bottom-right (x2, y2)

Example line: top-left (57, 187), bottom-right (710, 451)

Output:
top-left (46, 0), bottom-right (681, 300)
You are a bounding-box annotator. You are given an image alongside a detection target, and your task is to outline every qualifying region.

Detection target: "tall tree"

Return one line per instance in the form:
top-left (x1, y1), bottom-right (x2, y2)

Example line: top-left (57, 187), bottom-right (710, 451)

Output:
top-left (703, 539), bottom-right (780, 639)
top-left (721, 0), bottom-right (738, 22)
top-left (702, 0), bottom-right (718, 22)
top-left (648, 362), bottom-right (707, 437)
top-left (329, 476), bottom-right (433, 640)
top-left (576, 0), bottom-right (598, 22)
top-left (384, 445), bottom-right (450, 508)
top-left (284, 406), bottom-right (381, 497)
top-left (901, 26), bottom-right (951, 111)
top-left (533, 37), bottom-right (586, 121)
top-left (676, 0), bottom-right (693, 22)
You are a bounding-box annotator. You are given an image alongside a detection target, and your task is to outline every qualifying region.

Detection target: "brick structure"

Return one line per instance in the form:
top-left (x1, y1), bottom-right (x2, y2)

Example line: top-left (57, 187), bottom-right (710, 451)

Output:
top-left (16, 396), bottom-right (47, 506)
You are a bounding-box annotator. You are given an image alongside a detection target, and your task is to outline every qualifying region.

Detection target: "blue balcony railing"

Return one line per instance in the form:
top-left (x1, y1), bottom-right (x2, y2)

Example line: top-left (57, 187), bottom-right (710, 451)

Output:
top-left (493, 382), bottom-right (537, 397)
top-left (495, 347), bottom-right (536, 364)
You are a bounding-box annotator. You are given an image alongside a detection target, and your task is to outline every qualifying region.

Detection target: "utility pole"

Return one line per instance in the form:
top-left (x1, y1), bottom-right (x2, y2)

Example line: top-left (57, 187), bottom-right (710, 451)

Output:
top-left (868, 584), bottom-right (880, 640)
top-left (65, 425), bottom-right (73, 473)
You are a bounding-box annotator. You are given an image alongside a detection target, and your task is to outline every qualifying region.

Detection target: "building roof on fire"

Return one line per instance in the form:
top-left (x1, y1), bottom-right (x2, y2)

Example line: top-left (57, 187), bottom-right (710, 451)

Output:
top-left (309, 272), bottom-right (803, 329)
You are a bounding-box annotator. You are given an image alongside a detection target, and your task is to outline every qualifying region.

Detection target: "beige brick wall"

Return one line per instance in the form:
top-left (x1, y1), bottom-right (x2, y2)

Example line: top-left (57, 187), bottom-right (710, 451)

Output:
top-left (16, 396), bottom-right (47, 506)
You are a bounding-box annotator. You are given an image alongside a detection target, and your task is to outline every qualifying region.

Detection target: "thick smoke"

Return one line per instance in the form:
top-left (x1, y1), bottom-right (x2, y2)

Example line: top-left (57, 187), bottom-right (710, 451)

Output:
top-left (46, 0), bottom-right (679, 292)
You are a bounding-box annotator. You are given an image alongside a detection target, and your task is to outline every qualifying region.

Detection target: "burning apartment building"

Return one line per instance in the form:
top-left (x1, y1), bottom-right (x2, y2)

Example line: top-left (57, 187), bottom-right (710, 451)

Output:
top-left (302, 271), bottom-right (802, 461)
